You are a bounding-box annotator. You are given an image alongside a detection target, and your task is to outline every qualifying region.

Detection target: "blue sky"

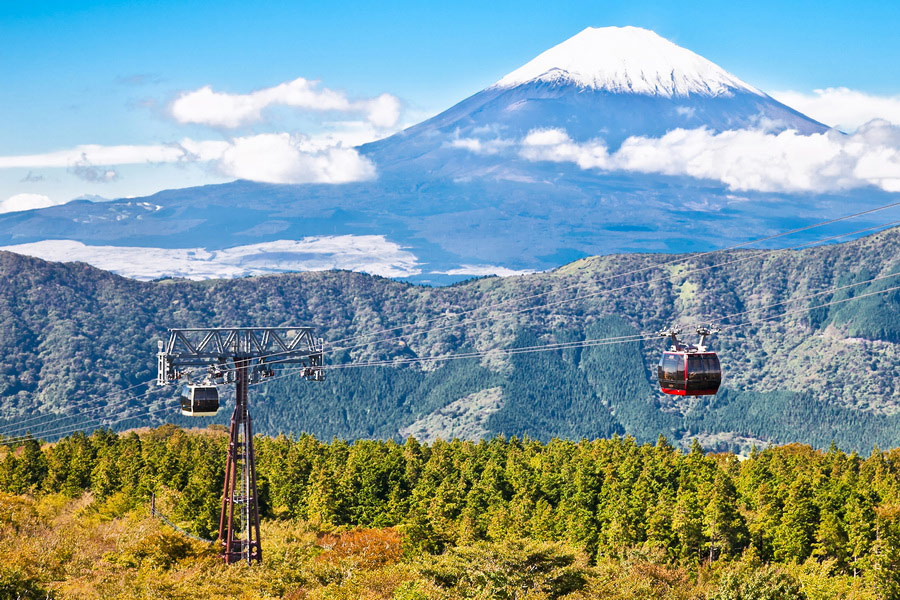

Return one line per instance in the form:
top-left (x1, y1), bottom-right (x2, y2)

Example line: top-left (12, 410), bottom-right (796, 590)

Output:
top-left (2, 0), bottom-right (900, 208)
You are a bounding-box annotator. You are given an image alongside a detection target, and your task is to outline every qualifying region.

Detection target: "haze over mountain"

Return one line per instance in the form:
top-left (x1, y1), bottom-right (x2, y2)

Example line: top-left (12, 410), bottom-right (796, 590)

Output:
top-left (0, 26), bottom-right (894, 284)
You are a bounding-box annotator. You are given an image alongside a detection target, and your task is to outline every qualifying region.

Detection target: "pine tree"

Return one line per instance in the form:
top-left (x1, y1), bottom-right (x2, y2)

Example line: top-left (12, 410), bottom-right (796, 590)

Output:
top-left (9, 438), bottom-right (47, 494)
top-left (845, 490), bottom-right (877, 576)
top-left (870, 504), bottom-right (900, 599)
top-left (812, 508), bottom-right (848, 566)
top-left (774, 478), bottom-right (817, 563)
top-left (114, 432), bottom-right (146, 499)
top-left (90, 445), bottom-right (120, 500)
top-left (305, 460), bottom-right (341, 526)
top-left (702, 471), bottom-right (748, 561)
top-left (175, 437), bottom-right (223, 538)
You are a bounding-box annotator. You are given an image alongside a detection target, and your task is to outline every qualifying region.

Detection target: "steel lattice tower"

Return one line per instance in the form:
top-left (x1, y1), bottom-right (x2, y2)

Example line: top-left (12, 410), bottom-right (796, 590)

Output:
top-left (157, 327), bottom-right (324, 564)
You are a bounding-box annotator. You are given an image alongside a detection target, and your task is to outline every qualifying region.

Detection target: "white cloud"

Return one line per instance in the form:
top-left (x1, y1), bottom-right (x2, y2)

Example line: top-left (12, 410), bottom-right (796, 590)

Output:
top-left (171, 77), bottom-right (401, 129)
top-left (0, 135), bottom-right (376, 185)
top-left (175, 139), bottom-right (232, 161)
top-left (772, 88), bottom-right (900, 131)
top-left (217, 133), bottom-right (376, 184)
top-left (521, 128), bottom-right (610, 169)
top-left (0, 193), bottom-right (58, 214)
top-left (523, 128), bottom-right (571, 146)
top-left (517, 121), bottom-right (900, 193)
top-left (447, 137), bottom-right (515, 155)
top-left (0, 236), bottom-right (421, 280)
top-left (437, 264), bottom-right (537, 277)
top-left (315, 120), bottom-right (395, 148)
top-left (0, 143), bottom-right (187, 168)
top-left (363, 94), bottom-right (403, 129)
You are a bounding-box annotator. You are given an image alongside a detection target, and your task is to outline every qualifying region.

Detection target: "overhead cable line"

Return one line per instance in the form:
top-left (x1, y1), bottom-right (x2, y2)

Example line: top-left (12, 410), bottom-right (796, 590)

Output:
top-left (5, 209), bottom-right (899, 442)
top-left (0, 381), bottom-right (165, 439)
top-left (151, 495), bottom-right (216, 544)
top-left (324, 201), bottom-right (900, 348)
top-left (257, 280), bottom-right (900, 376)
top-left (715, 271), bottom-right (900, 324)
top-left (0, 399), bottom-right (180, 446)
top-left (0, 378), bottom-right (157, 436)
top-left (721, 284), bottom-right (900, 330)
top-left (135, 212), bottom-right (900, 381)
top-left (324, 220), bottom-right (900, 357)
top-left (9, 277), bottom-right (897, 445)
top-left (10, 265), bottom-right (897, 443)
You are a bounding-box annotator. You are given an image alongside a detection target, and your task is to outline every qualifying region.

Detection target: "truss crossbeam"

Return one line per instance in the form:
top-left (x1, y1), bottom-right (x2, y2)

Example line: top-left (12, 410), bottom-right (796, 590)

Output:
top-left (157, 327), bottom-right (324, 384)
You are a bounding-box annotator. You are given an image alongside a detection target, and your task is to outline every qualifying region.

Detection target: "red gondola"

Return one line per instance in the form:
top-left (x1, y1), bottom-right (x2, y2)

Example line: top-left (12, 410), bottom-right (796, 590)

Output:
top-left (657, 326), bottom-right (722, 396)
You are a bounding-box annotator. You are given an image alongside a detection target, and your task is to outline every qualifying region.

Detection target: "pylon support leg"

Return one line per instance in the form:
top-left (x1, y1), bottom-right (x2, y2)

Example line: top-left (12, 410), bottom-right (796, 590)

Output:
top-left (216, 361), bottom-right (262, 564)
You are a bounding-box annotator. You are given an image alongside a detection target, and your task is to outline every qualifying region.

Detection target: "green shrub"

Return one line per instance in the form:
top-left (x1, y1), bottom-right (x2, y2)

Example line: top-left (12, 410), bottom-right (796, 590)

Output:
top-left (712, 563), bottom-right (805, 600)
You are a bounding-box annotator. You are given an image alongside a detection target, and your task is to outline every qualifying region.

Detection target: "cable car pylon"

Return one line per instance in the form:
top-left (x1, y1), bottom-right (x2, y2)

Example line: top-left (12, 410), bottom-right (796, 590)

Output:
top-left (157, 327), bottom-right (324, 564)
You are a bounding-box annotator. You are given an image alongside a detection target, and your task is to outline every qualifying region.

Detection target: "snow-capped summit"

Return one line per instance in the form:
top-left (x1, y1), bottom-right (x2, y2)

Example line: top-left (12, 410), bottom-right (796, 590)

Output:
top-left (365, 25), bottom-right (826, 171)
top-left (494, 26), bottom-right (762, 97)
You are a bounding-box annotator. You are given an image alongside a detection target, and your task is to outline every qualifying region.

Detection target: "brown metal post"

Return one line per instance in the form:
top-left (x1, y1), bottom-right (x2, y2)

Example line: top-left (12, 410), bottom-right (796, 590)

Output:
top-left (246, 412), bottom-right (262, 563)
top-left (218, 410), bottom-right (235, 542)
top-left (217, 357), bottom-right (262, 564)
top-left (219, 405), bottom-right (239, 562)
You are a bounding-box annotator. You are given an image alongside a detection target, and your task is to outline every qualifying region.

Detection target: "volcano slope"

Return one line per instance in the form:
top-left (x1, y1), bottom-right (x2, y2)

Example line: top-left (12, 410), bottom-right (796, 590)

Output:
top-left (0, 26), bottom-right (853, 283)
top-left (0, 225), bottom-right (898, 452)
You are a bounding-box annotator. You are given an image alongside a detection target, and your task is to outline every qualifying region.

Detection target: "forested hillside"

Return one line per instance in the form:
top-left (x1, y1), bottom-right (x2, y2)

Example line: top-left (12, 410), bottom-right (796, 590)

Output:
top-left (1, 428), bottom-right (900, 598)
top-left (0, 226), bottom-right (898, 451)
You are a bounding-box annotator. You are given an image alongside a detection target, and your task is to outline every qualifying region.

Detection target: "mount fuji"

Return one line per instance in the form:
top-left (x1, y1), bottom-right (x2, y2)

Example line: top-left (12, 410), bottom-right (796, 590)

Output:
top-left (0, 26), bottom-right (889, 283)
top-left (368, 26), bottom-right (826, 176)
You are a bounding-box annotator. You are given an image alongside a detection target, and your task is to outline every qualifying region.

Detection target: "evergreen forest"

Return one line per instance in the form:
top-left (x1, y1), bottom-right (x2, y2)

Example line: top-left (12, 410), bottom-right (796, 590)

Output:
top-left (2, 427), bottom-right (900, 599)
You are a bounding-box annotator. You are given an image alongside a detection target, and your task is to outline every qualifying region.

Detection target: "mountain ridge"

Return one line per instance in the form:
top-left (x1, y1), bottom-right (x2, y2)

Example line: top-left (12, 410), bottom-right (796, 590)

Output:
top-left (1, 224), bottom-right (897, 452)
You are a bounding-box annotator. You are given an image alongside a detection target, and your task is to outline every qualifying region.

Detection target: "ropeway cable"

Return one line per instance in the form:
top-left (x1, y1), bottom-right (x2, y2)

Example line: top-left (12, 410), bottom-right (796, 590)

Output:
top-left (325, 282), bottom-right (900, 372)
top-left (251, 278), bottom-right (900, 377)
top-left (322, 220), bottom-right (900, 358)
top-left (19, 267), bottom-right (898, 442)
top-left (714, 271), bottom-right (900, 325)
top-left (0, 384), bottom-right (164, 440)
top-left (142, 212), bottom-right (900, 383)
top-left (0, 380), bottom-right (165, 440)
top-left (6, 264), bottom-right (898, 444)
top-left (10, 221), bottom-right (884, 435)
top-left (0, 336), bottom-right (655, 444)
top-left (189, 215), bottom-right (900, 378)
top-left (5, 214), bottom-right (900, 442)
top-left (323, 200), bottom-right (900, 348)
top-left (141, 205), bottom-right (900, 378)
top-left (9, 278), bottom-right (898, 445)
top-left (0, 378), bottom-right (157, 436)
top-left (0, 399), bottom-right (180, 445)
top-left (720, 284), bottom-right (900, 330)
top-left (0, 337), bottom-right (649, 444)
